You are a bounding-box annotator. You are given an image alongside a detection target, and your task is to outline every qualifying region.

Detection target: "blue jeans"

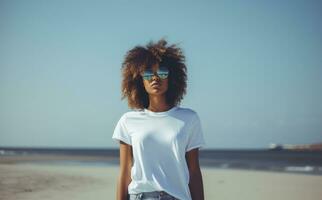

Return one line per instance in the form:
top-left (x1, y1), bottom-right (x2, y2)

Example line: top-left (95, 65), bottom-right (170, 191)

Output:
top-left (129, 191), bottom-right (179, 200)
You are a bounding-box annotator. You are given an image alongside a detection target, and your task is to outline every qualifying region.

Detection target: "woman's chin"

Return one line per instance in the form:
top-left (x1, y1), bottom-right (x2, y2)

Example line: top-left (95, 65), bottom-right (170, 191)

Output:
top-left (149, 89), bottom-right (166, 95)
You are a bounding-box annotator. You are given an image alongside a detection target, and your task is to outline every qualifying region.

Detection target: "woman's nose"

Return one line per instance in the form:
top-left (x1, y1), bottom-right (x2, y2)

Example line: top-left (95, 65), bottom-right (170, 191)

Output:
top-left (151, 73), bottom-right (161, 81)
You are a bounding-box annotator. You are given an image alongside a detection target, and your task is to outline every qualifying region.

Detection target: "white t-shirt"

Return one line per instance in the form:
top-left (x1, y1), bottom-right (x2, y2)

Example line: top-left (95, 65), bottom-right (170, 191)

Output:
top-left (112, 106), bottom-right (206, 200)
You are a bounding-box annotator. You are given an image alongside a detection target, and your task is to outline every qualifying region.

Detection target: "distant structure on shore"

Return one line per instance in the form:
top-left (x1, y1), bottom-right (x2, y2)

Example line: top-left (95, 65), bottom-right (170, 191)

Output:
top-left (269, 143), bottom-right (322, 151)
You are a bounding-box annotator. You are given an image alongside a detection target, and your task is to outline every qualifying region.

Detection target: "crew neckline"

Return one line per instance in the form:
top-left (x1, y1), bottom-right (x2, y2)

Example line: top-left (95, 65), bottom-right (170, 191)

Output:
top-left (144, 106), bottom-right (178, 116)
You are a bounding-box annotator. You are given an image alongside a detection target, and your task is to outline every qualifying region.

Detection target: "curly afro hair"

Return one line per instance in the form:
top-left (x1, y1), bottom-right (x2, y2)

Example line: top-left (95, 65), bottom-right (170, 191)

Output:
top-left (120, 38), bottom-right (187, 110)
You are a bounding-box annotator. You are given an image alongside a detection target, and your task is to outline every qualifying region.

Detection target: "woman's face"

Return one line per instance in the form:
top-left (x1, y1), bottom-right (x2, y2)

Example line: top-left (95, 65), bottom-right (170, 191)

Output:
top-left (142, 63), bottom-right (169, 97)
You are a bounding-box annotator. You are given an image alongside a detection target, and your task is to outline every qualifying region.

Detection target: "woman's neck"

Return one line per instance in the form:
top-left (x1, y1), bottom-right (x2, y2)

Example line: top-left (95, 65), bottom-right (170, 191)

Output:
top-left (147, 95), bottom-right (171, 112)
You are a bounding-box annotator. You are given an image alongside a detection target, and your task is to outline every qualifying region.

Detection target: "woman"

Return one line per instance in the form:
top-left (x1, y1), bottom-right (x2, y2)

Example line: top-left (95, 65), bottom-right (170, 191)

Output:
top-left (112, 39), bottom-right (206, 200)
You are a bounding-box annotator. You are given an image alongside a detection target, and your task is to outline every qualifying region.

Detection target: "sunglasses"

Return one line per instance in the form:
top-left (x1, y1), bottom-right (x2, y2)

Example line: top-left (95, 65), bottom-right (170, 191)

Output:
top-left (142, 67), bottom-right (169, 81)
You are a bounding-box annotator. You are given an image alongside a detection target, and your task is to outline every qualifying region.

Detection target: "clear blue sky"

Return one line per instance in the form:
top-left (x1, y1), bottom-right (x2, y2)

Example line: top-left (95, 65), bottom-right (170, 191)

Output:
top-left (1, 0), bottom-right (321, 149)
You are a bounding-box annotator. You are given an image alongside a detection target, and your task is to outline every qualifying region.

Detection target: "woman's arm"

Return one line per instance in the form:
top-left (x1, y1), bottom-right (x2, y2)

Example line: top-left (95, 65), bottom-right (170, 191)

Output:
top-left (185, 148), bottom-right (205, 200)
top-left (116, 141), bottom-right (133, 200)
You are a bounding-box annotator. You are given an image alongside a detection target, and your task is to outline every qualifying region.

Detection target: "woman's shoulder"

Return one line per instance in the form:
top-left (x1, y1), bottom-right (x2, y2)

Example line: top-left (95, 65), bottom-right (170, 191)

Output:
top-left (118, 108), bottom-right (145, 119)
top-left (175, 106), bottom-right (200, 119)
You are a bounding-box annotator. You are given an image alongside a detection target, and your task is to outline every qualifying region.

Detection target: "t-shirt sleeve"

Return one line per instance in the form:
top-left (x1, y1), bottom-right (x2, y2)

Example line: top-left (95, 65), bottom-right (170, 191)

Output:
top-left (112, 114), bottom-right (132, 145)
top-left (185, 113), bottom-right (206, 152)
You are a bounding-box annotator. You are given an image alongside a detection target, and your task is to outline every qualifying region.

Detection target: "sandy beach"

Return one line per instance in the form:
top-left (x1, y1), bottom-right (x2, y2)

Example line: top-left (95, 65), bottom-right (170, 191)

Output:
top-left (1, 157), bottom-right (322, 200)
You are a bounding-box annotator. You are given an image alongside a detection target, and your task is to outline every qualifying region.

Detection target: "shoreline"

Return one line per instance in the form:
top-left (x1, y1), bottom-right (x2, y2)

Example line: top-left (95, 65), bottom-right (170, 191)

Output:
top-left (1, 154), bottom-right (321, 176)
top-left (1, 156), bottom-right (322, 200)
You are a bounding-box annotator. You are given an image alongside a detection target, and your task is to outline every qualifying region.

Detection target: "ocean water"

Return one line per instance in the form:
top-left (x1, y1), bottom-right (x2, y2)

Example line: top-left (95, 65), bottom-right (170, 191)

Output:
top-left (1, 147), bottom-right (322, 176)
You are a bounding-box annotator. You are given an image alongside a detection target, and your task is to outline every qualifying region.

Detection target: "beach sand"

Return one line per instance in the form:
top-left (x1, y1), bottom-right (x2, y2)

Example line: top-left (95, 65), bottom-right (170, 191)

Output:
top-left (0, 157), bottom-right (322, 200)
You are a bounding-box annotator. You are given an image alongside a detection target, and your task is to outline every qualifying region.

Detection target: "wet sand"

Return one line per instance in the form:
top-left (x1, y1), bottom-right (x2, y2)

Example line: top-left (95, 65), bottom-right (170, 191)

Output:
top-left (0, 156), bottom-right (322, 200)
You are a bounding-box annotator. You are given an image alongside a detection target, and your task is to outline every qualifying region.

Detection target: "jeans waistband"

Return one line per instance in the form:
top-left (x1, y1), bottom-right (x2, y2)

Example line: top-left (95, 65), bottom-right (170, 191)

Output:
top-left (131, 190), bottom-right (172, 198)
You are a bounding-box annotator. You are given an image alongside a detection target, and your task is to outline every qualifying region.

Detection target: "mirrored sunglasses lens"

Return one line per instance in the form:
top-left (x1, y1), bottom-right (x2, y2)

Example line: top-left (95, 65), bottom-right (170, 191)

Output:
top-left (143, 70), bottom-right (152, 80)
top-left (142, 69), bottom-right (168, 80)
top-left (158, 67), bottom-right (169, 73)
top-left (158, 68), bottom-right (169, 79)
top-left (143, 75), bottom-right (153, 80)
top-left (143, 72), bottom-right (153, 76)
top-left (158, 73), bottom-right (168, 79)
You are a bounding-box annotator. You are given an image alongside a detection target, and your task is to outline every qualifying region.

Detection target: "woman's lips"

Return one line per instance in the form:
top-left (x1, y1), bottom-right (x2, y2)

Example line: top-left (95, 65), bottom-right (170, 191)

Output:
top-left (151, 82), bottom-right (161, 87)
